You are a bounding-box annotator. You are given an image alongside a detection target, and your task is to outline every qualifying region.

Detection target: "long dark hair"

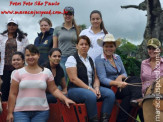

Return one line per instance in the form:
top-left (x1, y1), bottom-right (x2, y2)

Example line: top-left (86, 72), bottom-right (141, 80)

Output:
top-left (72, 18), bottom-right (80, 41)
top-left (48, 48), bottom-right (62, 56)
top-left (90, 10), bottom-right (108, 34)
top-left (1, 26), bottom-right (27, 42)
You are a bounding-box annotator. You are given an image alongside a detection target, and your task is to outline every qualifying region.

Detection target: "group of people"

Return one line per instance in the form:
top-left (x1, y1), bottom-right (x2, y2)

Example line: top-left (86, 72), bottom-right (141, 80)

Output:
top-left (0, 5), bottom-right (162, 122)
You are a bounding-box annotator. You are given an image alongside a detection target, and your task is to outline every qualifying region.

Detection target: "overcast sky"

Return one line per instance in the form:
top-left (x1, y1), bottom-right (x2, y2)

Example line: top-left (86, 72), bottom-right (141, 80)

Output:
top-left (0, 0), bottom-right (163, 45)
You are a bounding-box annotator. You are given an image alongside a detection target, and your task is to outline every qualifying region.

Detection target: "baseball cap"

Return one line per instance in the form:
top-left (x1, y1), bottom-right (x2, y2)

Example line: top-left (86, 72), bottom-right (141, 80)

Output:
top-left (147, 38), bottom-right (161, 48)
top-left (7, 18), bottom-right (18, 25)
top-left (64, 6), bottom-right (74, 15)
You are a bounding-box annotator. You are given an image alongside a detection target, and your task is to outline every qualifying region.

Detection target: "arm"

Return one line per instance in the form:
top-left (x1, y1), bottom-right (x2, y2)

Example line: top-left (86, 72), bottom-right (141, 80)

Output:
top-left (93, 69), bottom-right (101, 99)
top-left (47, 81), bottom-right (75, 108)
top-left (95, 58), bottom-right (113, 87)
top-left (95, 57), bottom-right (127, 88)
top-left (60, 77), bottom-right (67, 94)
top-left (53, 36), bottom-right (58, 48)
top-left (7, 80), bottom-right (19, 122)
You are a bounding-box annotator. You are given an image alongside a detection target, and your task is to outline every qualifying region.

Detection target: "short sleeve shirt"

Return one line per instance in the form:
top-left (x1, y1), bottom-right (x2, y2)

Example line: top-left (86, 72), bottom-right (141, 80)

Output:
top-left (80, 26), bottom-right (106, 61)
top-left (53, 25), bottom-right (77, 56)
top-left (12, 67), bottom-right (54, 112)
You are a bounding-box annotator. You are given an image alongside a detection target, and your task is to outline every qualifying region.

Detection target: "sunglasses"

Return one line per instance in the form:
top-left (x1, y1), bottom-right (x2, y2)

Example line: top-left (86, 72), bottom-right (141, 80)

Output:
top-left (64, 12), bottom-right (73, 16)
top-left (147, 46), bottom-right (156, 50)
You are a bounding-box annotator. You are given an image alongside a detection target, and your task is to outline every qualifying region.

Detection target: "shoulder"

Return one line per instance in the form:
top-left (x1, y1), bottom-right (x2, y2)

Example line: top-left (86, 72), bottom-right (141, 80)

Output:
top-left (95, 55), bottom-right (102, 61)
top-left (54, 26), bottom-right (62, 31)
top-left (43, 67), bottom-right (52, 75)
top-left (21, 35), bottom-right (28, 42)
top-left (141, 59), bottom-right (149, 64)
top-left (66, 56), bottom-right (76, 63)
top-left (0, 34), bottom-right (7, 40)
top-left (80, 28), bottom-right (90, 36)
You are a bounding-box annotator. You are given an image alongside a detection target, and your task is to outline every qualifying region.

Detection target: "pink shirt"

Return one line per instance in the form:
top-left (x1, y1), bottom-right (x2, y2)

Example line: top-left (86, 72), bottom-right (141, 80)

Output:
top-left (12, 67), bottom-right (54, 112)
top-left (141, 57), bottom-right (163, 96)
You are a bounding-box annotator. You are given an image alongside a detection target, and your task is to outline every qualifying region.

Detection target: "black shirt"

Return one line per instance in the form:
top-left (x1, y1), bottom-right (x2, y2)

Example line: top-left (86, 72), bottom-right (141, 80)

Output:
top-left (42, 61), bottom-right (64, 86)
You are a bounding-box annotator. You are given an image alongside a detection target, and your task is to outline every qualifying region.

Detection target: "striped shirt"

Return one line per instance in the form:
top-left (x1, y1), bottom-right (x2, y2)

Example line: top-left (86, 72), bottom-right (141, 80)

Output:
top-left (12, 67), bottom-right (54, 112)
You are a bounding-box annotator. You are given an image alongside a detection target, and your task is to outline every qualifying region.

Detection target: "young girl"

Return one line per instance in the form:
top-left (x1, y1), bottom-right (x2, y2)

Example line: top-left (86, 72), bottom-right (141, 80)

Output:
top-left (7, 44), bottom-right (74, 122)
top-left (80, 10), bottom-right (108, 61)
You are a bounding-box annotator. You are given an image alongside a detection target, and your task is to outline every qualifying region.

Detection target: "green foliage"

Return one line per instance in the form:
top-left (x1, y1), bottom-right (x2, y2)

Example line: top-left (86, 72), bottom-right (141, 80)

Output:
top-left (78, 24), bottom-right (87, 31)
top-left (116, 39), bottom-right (141, 76)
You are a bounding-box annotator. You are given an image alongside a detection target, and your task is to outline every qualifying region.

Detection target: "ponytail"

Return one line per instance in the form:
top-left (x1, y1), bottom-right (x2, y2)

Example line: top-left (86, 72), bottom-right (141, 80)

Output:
top-left (101, 21), bottom-right (108, 34)
top-left (72, 18), bottom-right (80, 41)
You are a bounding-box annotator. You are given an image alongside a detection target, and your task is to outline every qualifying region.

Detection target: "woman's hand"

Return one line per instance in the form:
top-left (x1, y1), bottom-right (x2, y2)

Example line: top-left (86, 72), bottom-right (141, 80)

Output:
top-left (64, 98), bottom-right (75, 108)
top-left (117, 81), bottom-right (128, 89)
top-left (62, 88), bottom-right (67, 95)
top-left (6, 113), bottom-right (14, 122)
top-left (94, 87), bottom-right (101, 99)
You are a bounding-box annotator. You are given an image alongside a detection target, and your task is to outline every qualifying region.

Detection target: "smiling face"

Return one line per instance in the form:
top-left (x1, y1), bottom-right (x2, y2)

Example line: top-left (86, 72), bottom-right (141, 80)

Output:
top-left (25, 49), bottom-right (40, 66)
top-left (103, 42), bottom-right (116, 57)
top-left (12, 54), bottom-right (24, 69)
top-left (90, 13), bottom-right (102, 29)
top-left (49, 51), bottom-right (61, 66)
top-left (76, 38), bottom-right (90, 56)
top-left (7, 23), bottom-right (18, 33)
top-left (40, 21), bottom-right (51, 34)
top-left (63, 12), bottom-right (74, 23)
top-left (147, 46), bottom-right (160, 59)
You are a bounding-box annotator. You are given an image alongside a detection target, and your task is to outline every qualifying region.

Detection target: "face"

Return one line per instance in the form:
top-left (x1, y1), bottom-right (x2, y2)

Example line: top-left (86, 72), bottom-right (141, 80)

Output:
top-left (103, 42), bottom-right (116, 56)
top-left (12, 54), bottom-right (24, 69)
top-left (7, 23), bottom-right (18, 33)
top-left (49, 51), bottom-right (61, 65)
top-left (76, 39), bottom-right (90, 55)
top-left (25, 49), bottom-right (40, 66)
top-left (63, 12), bottom-right (74, 23)
top-left (147, 46), bottom-right (160, 58)
top-left (40, 21), bottom-right (51, 34)
top-left (90, 13), bottom-right (102, 28)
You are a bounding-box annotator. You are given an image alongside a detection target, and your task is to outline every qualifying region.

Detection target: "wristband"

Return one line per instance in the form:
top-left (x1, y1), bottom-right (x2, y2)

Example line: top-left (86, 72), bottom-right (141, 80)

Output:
top-left (88, 86), bottom-right (91, 90)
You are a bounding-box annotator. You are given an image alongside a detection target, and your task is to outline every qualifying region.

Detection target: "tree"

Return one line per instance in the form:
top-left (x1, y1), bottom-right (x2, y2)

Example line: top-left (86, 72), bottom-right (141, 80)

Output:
top-left (78, 24), bottom-right (87, 31)
top-left (121, 0), bottom-right (163, 60)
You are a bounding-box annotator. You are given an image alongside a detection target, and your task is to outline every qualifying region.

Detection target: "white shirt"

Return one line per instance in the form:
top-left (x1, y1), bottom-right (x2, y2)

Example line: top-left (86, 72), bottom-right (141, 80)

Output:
top-left (65, 55), bottom-right (93, 87)
top-left (80, 26), bottom-right (106, 61)
top-left (0, 33), bottom-right (29, 75)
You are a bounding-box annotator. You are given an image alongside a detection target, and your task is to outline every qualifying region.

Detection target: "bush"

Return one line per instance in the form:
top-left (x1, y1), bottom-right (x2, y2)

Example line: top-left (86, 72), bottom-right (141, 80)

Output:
top-left (116, 39), bottom-right (141, 77)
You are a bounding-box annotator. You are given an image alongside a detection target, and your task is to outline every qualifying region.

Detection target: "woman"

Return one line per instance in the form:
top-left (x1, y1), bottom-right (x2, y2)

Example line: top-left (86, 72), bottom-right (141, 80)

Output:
top-left (34, 17), bottom-right (54, 65)
top-left (7, 44), bottom-right (74, 122)
top-left (141, 38), bottom-right (163, 96)
top-left (141, 38), bottom-right (163, 122)
top-left (42, 48), bottom-right (67, 103)
top-left (0, 18), bottom-right (29, 101)
top-left (10, 51), bottom-right (25, 82)
top-left (95, 34), bottom-right (142, 122)
top-left (66, 35), bottom-right (115, 122)
top-left (53, 6), bottom-right (80, 82)
top-left (80, 10), bottom-right (108, 61)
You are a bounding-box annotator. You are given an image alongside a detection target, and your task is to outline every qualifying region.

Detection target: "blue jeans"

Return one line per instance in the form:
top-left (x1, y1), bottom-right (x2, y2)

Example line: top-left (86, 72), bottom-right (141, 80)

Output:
top-left (60, 56), bottom-right (68, 84)
top-left (68, 87), bottom-right (115, 119)
top-left (13, 110), bottom-right (49, 122)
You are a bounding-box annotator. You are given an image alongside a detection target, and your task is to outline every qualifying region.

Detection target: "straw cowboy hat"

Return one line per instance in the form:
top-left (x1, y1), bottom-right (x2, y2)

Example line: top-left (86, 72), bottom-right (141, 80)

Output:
top-left (97, 34), bottom-right (121, 47)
